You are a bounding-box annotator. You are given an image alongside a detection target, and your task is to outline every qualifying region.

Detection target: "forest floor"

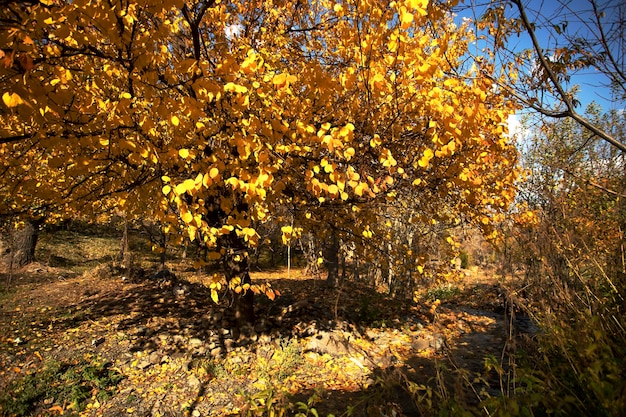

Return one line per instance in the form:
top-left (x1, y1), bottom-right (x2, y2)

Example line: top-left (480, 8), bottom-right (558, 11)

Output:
top-left (0, 229), bottom-right (534, 417)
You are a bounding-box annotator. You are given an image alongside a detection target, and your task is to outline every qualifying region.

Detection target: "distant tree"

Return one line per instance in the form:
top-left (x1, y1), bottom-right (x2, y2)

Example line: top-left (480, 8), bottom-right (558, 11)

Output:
top-left (510, 104), bottom-right (626, 414)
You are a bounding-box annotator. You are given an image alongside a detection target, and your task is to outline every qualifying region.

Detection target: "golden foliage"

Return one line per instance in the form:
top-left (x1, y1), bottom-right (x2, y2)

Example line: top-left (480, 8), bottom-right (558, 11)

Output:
top-left (1, 0), bottom-right (519, 297)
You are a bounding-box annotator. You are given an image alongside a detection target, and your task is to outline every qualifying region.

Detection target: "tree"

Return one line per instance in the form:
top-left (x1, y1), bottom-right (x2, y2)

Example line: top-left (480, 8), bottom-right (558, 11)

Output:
top-left (1, 0), bottom-right (519, 322)
top-left (460, 0), bottom-right (625, 151)
top-left (509, 105), bottom-right (626, 415)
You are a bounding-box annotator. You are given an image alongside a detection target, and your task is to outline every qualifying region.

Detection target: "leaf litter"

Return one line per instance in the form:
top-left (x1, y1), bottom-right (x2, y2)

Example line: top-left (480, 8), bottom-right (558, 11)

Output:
top-left (1, 263), bottom-right (520, 416)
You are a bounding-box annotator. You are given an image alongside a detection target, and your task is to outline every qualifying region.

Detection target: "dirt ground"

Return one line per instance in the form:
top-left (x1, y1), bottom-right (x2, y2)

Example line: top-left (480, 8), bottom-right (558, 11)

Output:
top-left (0, 258), bottom-right (526, 417)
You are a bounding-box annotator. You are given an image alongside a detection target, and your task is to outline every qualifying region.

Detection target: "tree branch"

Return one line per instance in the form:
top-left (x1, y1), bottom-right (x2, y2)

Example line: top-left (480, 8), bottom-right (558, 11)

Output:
top-left (511, 0), bottom-right (626, 153)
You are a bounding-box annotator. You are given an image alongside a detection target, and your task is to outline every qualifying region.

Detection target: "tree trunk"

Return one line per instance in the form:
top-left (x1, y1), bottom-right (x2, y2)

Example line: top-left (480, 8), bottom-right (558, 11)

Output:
top-left (221, 232), bottom-right (255, 325)
top-left (324, 229), bottom-right (340, 287)
top-left (159, 227), bottom-right (167, 268)
top-left (11, 218), bottom-right (41, 268)
top-left (118, 216), bottom-right (130, 269)
top-left (234, 271), bottom-right (255, 325)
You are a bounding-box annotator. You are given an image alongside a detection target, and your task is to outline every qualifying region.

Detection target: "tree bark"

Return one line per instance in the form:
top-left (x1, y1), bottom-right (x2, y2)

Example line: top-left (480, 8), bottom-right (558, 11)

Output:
top-left (221, 232), bottom-right (255, 325)
top-left (324, 229), bottom-right (340, 287)
top-left (11, 218), bottom-right (41, 268)
top-left (118, 216), bottom-right (130, 269)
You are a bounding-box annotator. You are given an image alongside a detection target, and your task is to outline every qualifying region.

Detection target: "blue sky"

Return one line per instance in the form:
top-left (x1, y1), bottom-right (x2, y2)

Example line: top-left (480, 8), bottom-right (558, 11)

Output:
top-left (456, 0), bottom-right (624, 113)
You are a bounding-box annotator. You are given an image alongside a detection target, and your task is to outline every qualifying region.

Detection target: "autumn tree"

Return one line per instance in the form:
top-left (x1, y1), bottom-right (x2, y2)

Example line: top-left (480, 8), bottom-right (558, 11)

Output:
top-left (1, 0), bottom-right (519, 322)
top-left (459, 0), bottom-right (625, 151)
top-left (505, 106), bottom-right (625, 414)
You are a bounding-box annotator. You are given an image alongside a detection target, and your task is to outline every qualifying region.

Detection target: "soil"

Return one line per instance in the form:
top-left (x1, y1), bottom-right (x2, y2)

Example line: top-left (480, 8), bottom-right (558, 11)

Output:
top-left (0, 262), bottom-right (531, 416)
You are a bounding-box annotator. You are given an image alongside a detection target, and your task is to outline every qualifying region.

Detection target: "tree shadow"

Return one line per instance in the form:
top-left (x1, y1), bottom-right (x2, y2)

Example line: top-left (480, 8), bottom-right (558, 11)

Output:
top-left (37, 270), bottom-right (514, 416)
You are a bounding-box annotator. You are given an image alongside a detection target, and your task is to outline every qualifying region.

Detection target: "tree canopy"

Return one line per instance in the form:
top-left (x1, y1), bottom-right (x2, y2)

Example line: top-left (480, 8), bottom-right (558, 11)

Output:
top-left (1, 0), bottom-right (519, 313)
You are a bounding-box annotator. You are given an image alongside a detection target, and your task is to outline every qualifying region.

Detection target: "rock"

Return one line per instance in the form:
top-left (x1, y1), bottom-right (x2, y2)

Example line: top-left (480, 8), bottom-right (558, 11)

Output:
top-left (254, 320), bottom-right (269, 334)
top-left (151, 269), bottom-right (176, 281)
top-left (305, 351), bottom-right (320, 361)
top-left (306, 331), bottom-right (350, 357)
top-left (137, 360), bottom-right (151, 370)
top-left (430, 334), bottom-right (445, 351)
top-left (224, 338), bottom-right (236, 351)
top-left (366, 329), bottom-right (379, 340)
top-left (149, 351), bottom-right (161, 364)
top-left (91, 337), bottom-right (105, 346)
top-left (187, 375), bottom-right (200, 388)
top-left (134, 326), bottom-right (147, 336)
top-left (413, 337), bottom-right (430, 351)
top-left (188, 338), bottom-right (203, 348)
top-left (231, 327), bottom-right (240, 341)
top-left (210, 346), bottom-right (223, 357)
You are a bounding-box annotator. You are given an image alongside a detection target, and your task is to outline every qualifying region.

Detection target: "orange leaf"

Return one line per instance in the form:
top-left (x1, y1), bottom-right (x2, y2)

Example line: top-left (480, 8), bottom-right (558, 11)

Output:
top-left (48, 405), bottom-right (64, 414)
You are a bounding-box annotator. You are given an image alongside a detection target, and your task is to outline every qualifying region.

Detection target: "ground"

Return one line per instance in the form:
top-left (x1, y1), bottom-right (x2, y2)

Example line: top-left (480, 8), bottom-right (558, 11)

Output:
top-left (0, 230), bottom-right (531, 417)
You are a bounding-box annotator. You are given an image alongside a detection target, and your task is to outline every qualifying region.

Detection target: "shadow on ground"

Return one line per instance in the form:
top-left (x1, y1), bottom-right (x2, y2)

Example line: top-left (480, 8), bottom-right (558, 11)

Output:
top-left (1, 266), bottom-right (517, 416)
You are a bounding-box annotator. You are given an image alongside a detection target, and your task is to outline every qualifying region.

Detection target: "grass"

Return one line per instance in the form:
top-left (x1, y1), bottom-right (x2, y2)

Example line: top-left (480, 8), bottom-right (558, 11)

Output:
top-left (424, 283), bottom-right (461, 302)
top-left (0, 355), bottom-right (123, 416)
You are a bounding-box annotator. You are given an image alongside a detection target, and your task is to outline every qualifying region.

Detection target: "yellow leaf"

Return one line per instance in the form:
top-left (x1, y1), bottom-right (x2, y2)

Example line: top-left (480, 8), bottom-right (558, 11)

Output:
top-left (418, 148), bottom-right (434, 168)
top-left (211, 289), bottom-right (219, 304)
top-left (2, 92), bottom-right (24, 107)
top-left (354, 182), bottom-right (368, 197)
top-left (224, 82), bottom-right (248, 93)
top-left (179, 148), bottom-right (189, 158)
top-left (370, 134), bottom-right (382, 148)
top-left (181, 211), bottom-right (193, 223)
top-left (209, 167), bottom-right (219, 179)
top-left (202, 173), bottom-right (212, 187)
top-left (183, 179), bottom-right (195, 191)
top-left (162, 185), bottom-right (171, 195)
top-left (400, 9), bottom-right (414, 29)
top-left (174, 183), bottom-right (187, 194)
top-left (171, 115), bottom-right (179, 126)
top-left (242, 227), bottom-right (256, 237)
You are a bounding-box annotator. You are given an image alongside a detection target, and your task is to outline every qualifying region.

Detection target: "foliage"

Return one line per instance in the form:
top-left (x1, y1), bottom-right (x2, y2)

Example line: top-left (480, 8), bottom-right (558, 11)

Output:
top-left (0, 356), bottom-right (123, 416)
top-left (424, 283), bottom-right (461, 302)
top-left (1, 0), bottom-right (519, 303)
top-left (505, 106), bottom-right (626, 416)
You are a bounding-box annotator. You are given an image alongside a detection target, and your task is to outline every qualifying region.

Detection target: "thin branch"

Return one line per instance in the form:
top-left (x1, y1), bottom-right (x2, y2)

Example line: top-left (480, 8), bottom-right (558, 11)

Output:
top-left (510, 0), bottom-right (626, 153)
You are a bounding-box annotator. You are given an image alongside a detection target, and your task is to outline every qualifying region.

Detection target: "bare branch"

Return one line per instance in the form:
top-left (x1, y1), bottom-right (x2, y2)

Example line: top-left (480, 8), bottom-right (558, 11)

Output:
top-left (511, 0), bottom-right (626, 153)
